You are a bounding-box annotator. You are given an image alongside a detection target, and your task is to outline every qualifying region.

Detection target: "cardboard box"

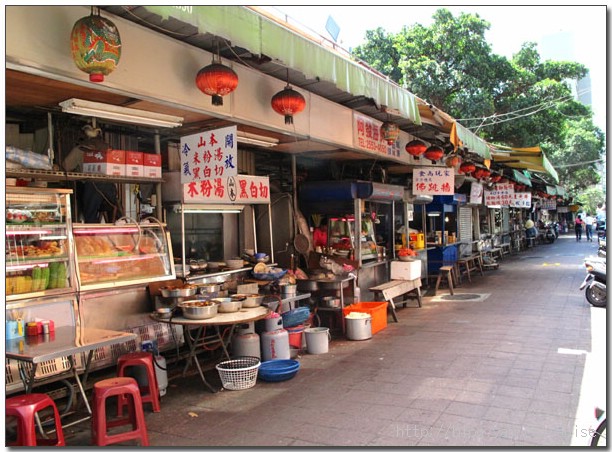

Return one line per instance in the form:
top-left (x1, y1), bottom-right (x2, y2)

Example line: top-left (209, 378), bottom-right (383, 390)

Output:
top-left (390, 260), bottom-right (421, 281)
top-left (125, 151), bottom-right (144, 178)
top-left (143, 153), bottom-right (162, 178)
top-left (82, 150), bottom-right (125, 176)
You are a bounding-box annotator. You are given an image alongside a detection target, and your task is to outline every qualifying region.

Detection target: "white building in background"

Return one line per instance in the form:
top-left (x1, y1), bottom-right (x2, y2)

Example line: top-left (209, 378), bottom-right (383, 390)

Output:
top-left (539, 31), bottom-right (606, 194)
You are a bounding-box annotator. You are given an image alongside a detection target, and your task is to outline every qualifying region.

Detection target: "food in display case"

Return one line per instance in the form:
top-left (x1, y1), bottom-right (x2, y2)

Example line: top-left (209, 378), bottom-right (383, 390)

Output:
top-left (6, 188), bottom-right (74, 300)
top-left (328, 214), bottom-right (378, 260)
top-left (73, 220), bottom-right (175, 288)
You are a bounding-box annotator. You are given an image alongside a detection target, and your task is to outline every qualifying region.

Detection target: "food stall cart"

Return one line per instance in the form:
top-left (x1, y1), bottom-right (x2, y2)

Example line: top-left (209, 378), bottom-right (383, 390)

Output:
top-left (298, 180), bottom-right (406, 300)
top-left (425, 195), bottom-right (463, 276)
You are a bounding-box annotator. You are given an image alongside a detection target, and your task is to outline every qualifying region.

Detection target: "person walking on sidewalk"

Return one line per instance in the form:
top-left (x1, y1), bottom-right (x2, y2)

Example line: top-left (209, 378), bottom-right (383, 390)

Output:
top-left (575, 214), bottom-right (584, 241)
top-left (585, 213), bottom-right (595, 242)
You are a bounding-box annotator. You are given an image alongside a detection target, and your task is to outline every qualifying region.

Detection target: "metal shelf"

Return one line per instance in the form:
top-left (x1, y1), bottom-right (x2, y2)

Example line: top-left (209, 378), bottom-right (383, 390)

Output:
top-left (7, 168), bottom-right (164, 184)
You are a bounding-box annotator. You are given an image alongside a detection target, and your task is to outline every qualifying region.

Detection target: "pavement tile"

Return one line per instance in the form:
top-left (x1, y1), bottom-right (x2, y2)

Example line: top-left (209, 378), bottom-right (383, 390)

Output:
top-left (482, 406), bottom-right (528, 425)
top-left (494, 384), bottom-right (535, 399)
top-left (453, 390), bottom-right (492, 405)
top-left (443, 400), bottom-right (489, 418)
top-left (395, 406), bottom-right (444, 426)
top-left (292, 423), bottom-right (377, 446)
top-left (488, 393), bottom-right (531, 411)
top-left (410, 397), bottom-right (453, 412)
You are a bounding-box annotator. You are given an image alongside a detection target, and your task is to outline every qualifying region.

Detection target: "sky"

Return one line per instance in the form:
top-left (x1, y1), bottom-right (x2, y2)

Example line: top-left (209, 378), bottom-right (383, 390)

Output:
top-left (261, 4), bottom-right (607, 132)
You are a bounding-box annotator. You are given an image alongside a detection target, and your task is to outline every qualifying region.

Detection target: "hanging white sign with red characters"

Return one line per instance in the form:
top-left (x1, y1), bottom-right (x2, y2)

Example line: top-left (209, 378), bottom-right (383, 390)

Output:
top-left (182, 175), bottom-right (270, 204)
top-left (412, 167), bottom-right (455, 195)
top-left (180, 126), bottom-right (237, 183)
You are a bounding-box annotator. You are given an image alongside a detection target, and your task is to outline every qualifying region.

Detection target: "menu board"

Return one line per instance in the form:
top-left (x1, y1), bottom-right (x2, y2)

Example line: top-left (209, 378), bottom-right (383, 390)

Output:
top-left (180, 126), bottom-right (237, 183)
top-left (484, 183), bottom-right (514, 206)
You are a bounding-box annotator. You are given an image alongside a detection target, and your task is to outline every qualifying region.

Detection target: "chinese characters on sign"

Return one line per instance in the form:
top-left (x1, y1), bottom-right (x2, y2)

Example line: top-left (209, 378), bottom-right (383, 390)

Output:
top-left (182, 175), bottom-right (270, 204)
top-left (353, 112), bottom-right (400, 158)
top-left (484, 183), bottom-right (514, 206)
top-left (539, 198), bottom-right (555, 210)
top-left (469, 182), bottom-right (483, 205)
top-left (179, 126), bottom-right (237, 183)
top-left (413, 167), bottom-right (455, 195)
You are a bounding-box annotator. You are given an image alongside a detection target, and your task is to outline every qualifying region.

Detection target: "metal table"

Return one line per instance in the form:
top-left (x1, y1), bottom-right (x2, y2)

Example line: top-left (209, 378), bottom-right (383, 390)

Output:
top-left (152, 306), bottom-right (269, 392)
top-left (6, 326), bottom-right (137, 429)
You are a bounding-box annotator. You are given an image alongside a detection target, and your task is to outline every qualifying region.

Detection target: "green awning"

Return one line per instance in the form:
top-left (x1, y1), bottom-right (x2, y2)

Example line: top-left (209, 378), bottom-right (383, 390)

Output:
top-left (512, 169), bottom-right (532, 187)
top-left (450, 122), bottom-right (491, 160)
top-left (555, 185), bottom-right (566, 197)
top-left (143, 6), bottom-right (421, 125)
top-left (490, 146), bottom-right (559, 183)
top-left (546, 185), bottom-right (557, 195)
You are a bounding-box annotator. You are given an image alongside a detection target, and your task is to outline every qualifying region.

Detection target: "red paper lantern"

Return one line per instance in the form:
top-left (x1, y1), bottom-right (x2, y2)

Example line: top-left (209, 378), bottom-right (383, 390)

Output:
top-left (498, 177), bottom-right (508, 184)
top-left (380, 121), bottom-right (400, 145)
top-left (490, 174), bottom-right (502, 183)
top-left (424, 145), bottom-right (444, 162)
top-left (271, 84), bottom-right (306, 125)
top-left (405, 139), bottom-right (427, 157)
top-left (473, 168), bottom-right (488, 179)
top-left (445, 154), bottom-right (462, 168)
top-left (459, 162), bottom-right (476, 175)
top-left (195, 61), bottom-right (239, 106)
top-left (70, 12), bottom-right (122, 83)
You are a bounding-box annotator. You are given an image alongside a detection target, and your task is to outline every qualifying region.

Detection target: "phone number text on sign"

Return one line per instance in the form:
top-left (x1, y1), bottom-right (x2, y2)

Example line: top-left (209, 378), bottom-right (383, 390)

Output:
top-left (413, 167), bottom-right (455, 195)
top-left (183, 175), bottom-right (270, 204)
top-left (180, 126), bottom-right (237, 183)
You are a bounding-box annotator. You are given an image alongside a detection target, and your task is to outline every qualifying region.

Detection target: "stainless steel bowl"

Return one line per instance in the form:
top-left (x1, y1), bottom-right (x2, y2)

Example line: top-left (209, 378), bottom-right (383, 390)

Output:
top-left (199, 283), bottom-right (222, 294)
top-left (241, 294), bottom-right (265, 308)
top-left (231, 294), bottom-right (248, 301)
top-left (212, 298), bottom-right (243, 313)
top-left (321, 296), bottom-right (341, 308)
top-left (156, 307), bottom-right (174, 319)
top-left (189, 259), bottom-right (208, 271)
top-left (179, 300), bottom-right (218, 320)
top-left (160, 287), bottom-right (198, 298)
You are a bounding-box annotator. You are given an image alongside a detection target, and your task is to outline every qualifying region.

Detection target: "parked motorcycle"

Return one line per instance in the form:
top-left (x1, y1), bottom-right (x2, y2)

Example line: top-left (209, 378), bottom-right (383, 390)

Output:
top-left (543, 224), bottom-right (556, 244)
top-left (598, 236), bottom-right (606, 258)
top-left (579, 256), bottom-right (607, 308)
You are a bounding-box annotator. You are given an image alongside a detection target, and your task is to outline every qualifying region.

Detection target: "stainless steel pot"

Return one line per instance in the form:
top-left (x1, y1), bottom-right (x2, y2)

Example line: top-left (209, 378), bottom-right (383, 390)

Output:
top-left (160, 287), bottom-right (197, 298)
top-left (179, 300), bottom-right (218, 320)
top-left (321, 296), bottom-right (341, 308)
top-left (345, 315), bottom-right (372, 340)
top-left (280, 283), bottom-right (297, 296)
top-left (241, 294), bottom-right (265, 308)
top-left (296, 279), bottom-right (319, 292)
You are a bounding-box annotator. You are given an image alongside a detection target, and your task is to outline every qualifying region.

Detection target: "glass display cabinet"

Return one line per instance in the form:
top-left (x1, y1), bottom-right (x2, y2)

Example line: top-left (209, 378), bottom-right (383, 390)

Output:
top-left (6, 187), bottom-right (75, 301)
top-left (328, 214), bottom-right (378, 261)
top-left (73, 217), bottom-right (175, 290)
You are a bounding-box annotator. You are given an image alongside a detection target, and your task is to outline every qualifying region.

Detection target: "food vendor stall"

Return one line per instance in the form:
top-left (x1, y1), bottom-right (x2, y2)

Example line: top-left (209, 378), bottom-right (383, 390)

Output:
top-left (425, 194), bottom-right (463, 275)
top-left (298, 180), bottom-right (406, 299)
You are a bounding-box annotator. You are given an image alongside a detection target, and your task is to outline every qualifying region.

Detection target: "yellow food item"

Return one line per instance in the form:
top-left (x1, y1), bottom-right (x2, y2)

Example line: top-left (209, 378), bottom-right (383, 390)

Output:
top-left (253, 263), bottom-right (267, 274)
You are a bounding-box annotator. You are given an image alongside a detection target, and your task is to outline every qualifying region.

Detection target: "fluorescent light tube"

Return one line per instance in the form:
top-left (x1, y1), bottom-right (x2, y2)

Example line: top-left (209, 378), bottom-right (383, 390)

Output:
top-left (59, 98), bottom-right (183, 128)
top-left (237, 131), bottom-right (279, 148)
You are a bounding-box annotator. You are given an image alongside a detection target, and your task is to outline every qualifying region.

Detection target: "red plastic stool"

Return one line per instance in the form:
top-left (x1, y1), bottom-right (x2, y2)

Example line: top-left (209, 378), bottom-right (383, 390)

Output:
top-left (6, 393), bottom-right (66, 446)
top-left (117, 352), bottom-right (161, 414)
top-left (91, 377), bottom-right (149, 446)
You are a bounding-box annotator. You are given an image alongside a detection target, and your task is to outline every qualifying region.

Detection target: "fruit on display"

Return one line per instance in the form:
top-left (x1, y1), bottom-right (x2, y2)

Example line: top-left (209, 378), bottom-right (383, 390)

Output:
top-left (398, 247), bottom-right (417, 257)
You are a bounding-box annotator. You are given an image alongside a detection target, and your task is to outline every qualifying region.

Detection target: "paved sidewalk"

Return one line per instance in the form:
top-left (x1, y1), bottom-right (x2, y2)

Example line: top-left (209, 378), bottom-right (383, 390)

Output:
top-left (63, 234), bottom-right (605, 447)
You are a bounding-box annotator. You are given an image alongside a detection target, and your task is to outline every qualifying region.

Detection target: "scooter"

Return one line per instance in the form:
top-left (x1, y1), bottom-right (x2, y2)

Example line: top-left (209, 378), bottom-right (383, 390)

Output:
top-left (579, 257), bottom-right (607, 308)
top-left (543, 225), bottom-right (556, 244)
top-left (598, 236), bottom-right (606, 258)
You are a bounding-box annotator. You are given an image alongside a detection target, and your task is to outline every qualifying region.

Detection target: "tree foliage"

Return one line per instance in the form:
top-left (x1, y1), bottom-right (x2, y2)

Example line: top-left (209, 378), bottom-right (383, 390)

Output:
top-left (351, 8), bottom-right (605, 197)
top-left (575, 186), bottom-right (606, 215)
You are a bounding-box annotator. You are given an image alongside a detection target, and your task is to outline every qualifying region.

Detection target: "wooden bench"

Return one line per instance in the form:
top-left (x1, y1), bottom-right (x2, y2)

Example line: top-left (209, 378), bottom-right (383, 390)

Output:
top-left (369, 278), bottom-right (422, 322)
top-left (456, 254), bottom-right (484, 283)
top-left (500, 243), bottom-right (511, 256)
top-left (434, 266), bottom-right (455, 296)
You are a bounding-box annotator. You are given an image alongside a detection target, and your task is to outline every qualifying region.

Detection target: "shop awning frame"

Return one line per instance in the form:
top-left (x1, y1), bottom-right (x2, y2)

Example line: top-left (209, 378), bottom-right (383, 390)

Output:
top-left (141, 6), bottom-right (421, 126)
top-left (511, 169), bottom-right (532, 187)
top-left (490, 146), bottom-right (559, 183)
top-left (450, 122), bottom-right (492, 160)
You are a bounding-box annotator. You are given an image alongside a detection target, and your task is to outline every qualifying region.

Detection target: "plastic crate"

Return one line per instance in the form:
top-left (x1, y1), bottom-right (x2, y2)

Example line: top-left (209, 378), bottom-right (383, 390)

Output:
top-left (342, 302), bottom-right (388, 335)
